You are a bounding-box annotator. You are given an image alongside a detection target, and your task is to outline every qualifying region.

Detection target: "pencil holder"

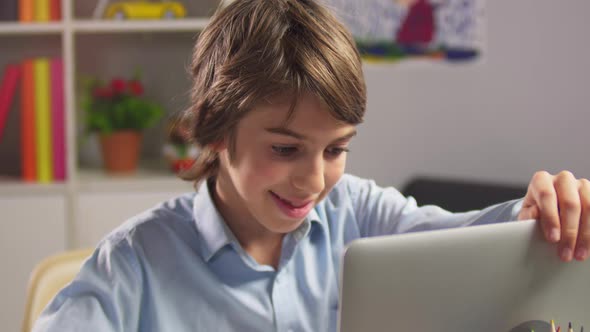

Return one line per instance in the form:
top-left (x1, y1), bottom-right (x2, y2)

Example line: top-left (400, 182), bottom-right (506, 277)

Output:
top-left (509, 320), bottom-right (551, 332)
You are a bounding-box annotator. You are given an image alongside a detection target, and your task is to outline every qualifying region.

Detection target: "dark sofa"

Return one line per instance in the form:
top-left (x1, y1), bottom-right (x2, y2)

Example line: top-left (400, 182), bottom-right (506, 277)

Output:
top-left (401, 176), bottom-right (528, 213)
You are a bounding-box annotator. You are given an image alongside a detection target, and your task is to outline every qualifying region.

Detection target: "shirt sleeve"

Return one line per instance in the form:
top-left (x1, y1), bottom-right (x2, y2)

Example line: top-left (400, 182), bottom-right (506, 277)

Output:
top-left (32, 238), bottom-right (142, 332)
top-left (347, 175), bottom-right (524, 237)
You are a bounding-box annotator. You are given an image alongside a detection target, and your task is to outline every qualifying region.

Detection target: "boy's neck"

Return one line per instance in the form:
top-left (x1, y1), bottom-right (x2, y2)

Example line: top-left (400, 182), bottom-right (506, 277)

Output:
top-left (241, 236), bottom-right (284, 269)
top-left (209, 177), bottom-right (285, 270)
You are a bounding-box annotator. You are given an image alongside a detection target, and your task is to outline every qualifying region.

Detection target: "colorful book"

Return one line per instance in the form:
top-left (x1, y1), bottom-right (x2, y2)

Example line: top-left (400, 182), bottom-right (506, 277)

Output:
top-left (19, 0), bottom-right (35, 22)
top-left (21, 59), bottom-right (37, 182)
top-left (34, 0), bottom-right (49, 22)
top-left (0, 64), bottom-right (21, 142)
top-left (0, 0), bottom-right (19, 21)
top-left (49, 0), bottom-right (60, 21)
top-left (50, 58), bottom-right (65, 181)
top-left (34, 58), bottom-right (53, 183)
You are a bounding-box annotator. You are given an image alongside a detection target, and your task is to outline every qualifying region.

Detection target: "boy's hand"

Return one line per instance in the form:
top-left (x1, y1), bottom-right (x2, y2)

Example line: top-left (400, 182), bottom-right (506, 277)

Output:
top-left (518, 171), bottom-right (590, 262)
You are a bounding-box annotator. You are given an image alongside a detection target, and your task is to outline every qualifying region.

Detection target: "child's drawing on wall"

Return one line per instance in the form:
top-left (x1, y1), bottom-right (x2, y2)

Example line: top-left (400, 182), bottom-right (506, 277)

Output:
top-left (322, 0), bottom-right (483, 63)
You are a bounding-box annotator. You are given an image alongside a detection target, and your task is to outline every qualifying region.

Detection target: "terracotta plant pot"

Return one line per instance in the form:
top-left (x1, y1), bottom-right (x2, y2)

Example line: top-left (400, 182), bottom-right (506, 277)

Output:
top-left (99, 131), bottom-right (142, 173)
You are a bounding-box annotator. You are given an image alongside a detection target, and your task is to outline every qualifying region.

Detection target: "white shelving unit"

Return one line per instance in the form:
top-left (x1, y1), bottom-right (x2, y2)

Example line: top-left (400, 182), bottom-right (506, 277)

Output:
top-left (0, 3), bottom-right (214, 238)
top-left (0, 2), bottom-right (218, 331)
top-left (0, 22), bottom-right (64, 35)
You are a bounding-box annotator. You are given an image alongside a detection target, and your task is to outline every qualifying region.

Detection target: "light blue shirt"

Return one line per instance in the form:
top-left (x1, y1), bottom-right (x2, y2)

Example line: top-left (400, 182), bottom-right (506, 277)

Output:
top-left (34, 174), bottom-right (522, 332)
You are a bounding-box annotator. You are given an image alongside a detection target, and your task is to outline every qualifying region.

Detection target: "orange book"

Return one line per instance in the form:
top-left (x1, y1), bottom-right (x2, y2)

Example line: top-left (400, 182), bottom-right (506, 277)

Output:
top-left (49, 0), bottom-right (60, 21)
top-left (18, 0), bottom-right (35, 22)
top-left (21, 59), bottom-right (37, 182)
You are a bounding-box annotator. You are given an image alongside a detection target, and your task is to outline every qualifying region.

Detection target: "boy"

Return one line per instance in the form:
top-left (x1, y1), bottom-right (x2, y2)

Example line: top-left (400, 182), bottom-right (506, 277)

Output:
top-left (34, 0), bottom-right (589, 331)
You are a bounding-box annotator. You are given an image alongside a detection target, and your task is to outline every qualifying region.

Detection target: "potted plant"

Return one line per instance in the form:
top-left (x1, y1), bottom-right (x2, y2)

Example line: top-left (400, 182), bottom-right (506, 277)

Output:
top-left (80, 73), bottom-right (164, 173)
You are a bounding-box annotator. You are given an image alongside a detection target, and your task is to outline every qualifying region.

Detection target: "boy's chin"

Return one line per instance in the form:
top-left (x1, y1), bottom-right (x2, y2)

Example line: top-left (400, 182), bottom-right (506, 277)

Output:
top-left (265, 215), bottom-right (308, 234)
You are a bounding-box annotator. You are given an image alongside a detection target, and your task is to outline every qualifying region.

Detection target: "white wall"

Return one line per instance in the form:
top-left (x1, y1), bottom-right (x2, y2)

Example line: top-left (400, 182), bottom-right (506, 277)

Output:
top-left (347, 0), bottom-right (590, 189)
top-left (0, 195), bottom-right (66, 332)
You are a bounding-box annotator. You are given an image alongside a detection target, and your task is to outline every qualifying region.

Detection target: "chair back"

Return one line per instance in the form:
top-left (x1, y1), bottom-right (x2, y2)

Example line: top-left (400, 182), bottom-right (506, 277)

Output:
top-left (21, 248), bottom-right (94, 332)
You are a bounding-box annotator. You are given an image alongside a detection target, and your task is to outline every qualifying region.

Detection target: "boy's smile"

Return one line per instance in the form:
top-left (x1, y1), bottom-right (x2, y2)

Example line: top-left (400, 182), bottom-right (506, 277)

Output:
top-left (269, 191), bottom-right (315, 219)
top-left (213, 92), bottom-right (356, 254)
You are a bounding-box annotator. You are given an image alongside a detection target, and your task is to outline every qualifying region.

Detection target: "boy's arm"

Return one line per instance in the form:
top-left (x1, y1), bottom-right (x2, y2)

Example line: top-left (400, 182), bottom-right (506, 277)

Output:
top-left (32, 240), bottom-right (142, 332)
top-left (347, 175), bottom-right (522, 237)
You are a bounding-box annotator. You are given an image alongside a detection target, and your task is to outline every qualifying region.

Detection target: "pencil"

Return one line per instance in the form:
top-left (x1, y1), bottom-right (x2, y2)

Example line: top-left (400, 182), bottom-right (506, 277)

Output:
top-left (552, 320), bottom-right (557, 332)
top-left (569, 322), bottom-right (573, 332)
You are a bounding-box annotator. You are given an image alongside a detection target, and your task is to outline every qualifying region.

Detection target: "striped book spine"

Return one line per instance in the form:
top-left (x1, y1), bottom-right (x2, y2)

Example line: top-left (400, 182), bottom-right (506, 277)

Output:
top-left (50, 58), bottom-right (65, 181)
top-left (21, 59), bottom-right (36, 182)
top-left (34, 58), bottom-right (53, 183)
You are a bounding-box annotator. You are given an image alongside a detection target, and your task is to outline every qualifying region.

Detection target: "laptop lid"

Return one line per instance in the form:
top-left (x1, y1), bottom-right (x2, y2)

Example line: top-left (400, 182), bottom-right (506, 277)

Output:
top-left (338, 219), bottom-right (589, 332)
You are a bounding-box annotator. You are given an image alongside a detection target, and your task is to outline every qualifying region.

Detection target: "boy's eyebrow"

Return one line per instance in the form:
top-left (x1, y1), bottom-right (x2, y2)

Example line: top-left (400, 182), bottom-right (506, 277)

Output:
top-left (266, 127), bottom-right (306, 140)
top-left (332, 130), bottom-right (357, 142)
top-left (265, 127), bottom-right (357, 142)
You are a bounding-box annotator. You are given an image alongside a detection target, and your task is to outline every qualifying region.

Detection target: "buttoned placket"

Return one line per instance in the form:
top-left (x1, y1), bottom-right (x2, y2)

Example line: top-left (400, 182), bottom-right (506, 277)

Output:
top-left (271, 221), bottom-right (312, 332)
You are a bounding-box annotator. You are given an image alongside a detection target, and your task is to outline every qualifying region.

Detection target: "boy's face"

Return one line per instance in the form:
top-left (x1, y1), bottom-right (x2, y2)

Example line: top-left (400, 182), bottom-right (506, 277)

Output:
top-left (215, 93), bottom-right (356, 236)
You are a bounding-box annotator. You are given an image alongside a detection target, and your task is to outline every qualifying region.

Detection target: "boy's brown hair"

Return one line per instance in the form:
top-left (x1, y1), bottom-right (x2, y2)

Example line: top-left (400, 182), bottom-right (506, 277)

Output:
top-left (182, 0), bottom-right (367, 184)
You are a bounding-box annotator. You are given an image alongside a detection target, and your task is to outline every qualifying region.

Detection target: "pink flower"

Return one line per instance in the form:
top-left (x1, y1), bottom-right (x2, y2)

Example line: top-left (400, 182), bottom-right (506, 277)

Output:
top-left (127, 80), bottom-right (144, 96)
top-left (93, 86), bottom-right (113, 99)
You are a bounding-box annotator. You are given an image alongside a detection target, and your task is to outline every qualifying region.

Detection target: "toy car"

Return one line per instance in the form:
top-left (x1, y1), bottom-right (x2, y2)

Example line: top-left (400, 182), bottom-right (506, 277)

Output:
top-left (104, 1), bottom-right (187, 20)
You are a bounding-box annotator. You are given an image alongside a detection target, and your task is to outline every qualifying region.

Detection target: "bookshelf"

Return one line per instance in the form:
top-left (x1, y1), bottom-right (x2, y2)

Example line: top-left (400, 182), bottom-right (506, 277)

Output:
top-left (0, 3), bottom-right (217, 330)
top-left (0, 0), bottom-right (217, 235)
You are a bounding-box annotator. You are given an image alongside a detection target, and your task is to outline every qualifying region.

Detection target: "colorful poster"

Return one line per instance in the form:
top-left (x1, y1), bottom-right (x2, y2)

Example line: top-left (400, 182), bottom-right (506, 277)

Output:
top-left (322, 0), bottom-right (484, 63)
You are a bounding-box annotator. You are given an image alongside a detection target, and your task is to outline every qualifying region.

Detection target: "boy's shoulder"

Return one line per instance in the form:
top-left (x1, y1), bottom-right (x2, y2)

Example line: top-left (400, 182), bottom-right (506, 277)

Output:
top-left (97, 192), bottom-right (198, 250)
top-left (320, 173), bottom-right (376, 208)
top-left (327, 173), bottom-right (375, 198)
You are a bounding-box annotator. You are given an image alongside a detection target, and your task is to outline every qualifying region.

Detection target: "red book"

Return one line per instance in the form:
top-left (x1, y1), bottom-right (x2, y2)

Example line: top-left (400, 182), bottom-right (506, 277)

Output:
top-left (0, 64), bottom-right (21, 142)
top-left (49, 0), bottom-right (61, 21)
top-left (21, 59), bottom-right (37, 182)
top-left (50, 58), bottom-right (65, 181)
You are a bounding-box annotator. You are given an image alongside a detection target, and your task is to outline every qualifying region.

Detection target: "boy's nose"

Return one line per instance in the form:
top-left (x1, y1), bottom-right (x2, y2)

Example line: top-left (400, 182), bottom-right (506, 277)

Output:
top-left (291, 157), bottom-right (325, 195)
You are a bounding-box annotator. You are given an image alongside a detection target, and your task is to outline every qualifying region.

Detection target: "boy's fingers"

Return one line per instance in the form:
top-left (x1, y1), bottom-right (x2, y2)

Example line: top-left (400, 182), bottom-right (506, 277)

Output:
top-left (554, 171), bottom-right (581, 262)
top-left (574, 179), bottom-right (590, 261)
top-left (530, 171), bottom-right (560, 243)
top-left (518, 205), bottom-right (539, 221)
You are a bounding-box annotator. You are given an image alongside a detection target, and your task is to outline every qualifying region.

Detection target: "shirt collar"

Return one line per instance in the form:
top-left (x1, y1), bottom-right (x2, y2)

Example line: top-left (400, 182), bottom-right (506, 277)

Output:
top-left (192, 179), bottom-right (326, 262)
top-left (192, 179), bottom-right (236, 262)
top-left (295, 208), bottom-right (322, 241)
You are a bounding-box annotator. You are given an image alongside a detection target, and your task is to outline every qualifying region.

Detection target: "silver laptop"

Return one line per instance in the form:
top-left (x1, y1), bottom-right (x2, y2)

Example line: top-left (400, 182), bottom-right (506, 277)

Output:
top-left (338, 219), bottom-right (589, 332)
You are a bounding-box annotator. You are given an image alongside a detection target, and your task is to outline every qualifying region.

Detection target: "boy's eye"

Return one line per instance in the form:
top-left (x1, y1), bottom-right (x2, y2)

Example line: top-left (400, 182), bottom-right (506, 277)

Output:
top-left (325, 146), bottom-right (349, 157)
top-left (272, 145), bottom-right (298, 156)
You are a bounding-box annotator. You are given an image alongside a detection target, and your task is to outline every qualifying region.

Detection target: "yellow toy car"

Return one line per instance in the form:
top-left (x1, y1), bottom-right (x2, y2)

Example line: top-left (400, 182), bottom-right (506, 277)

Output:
top-left (104, 1), bottom-right (187, 20)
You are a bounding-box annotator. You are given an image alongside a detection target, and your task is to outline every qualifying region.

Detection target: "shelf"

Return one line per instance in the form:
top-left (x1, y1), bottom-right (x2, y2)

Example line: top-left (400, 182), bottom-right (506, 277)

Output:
top-left (73, 18), bottom-right (209, 34)
top-left (0, 18), bottom-right (210, 35)
top-left (0, 22), bottom-right (64, 35)
top-left (0, 178), bottom-right (67, 196)
top-left (77, 168), bottom-right (195, 193)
